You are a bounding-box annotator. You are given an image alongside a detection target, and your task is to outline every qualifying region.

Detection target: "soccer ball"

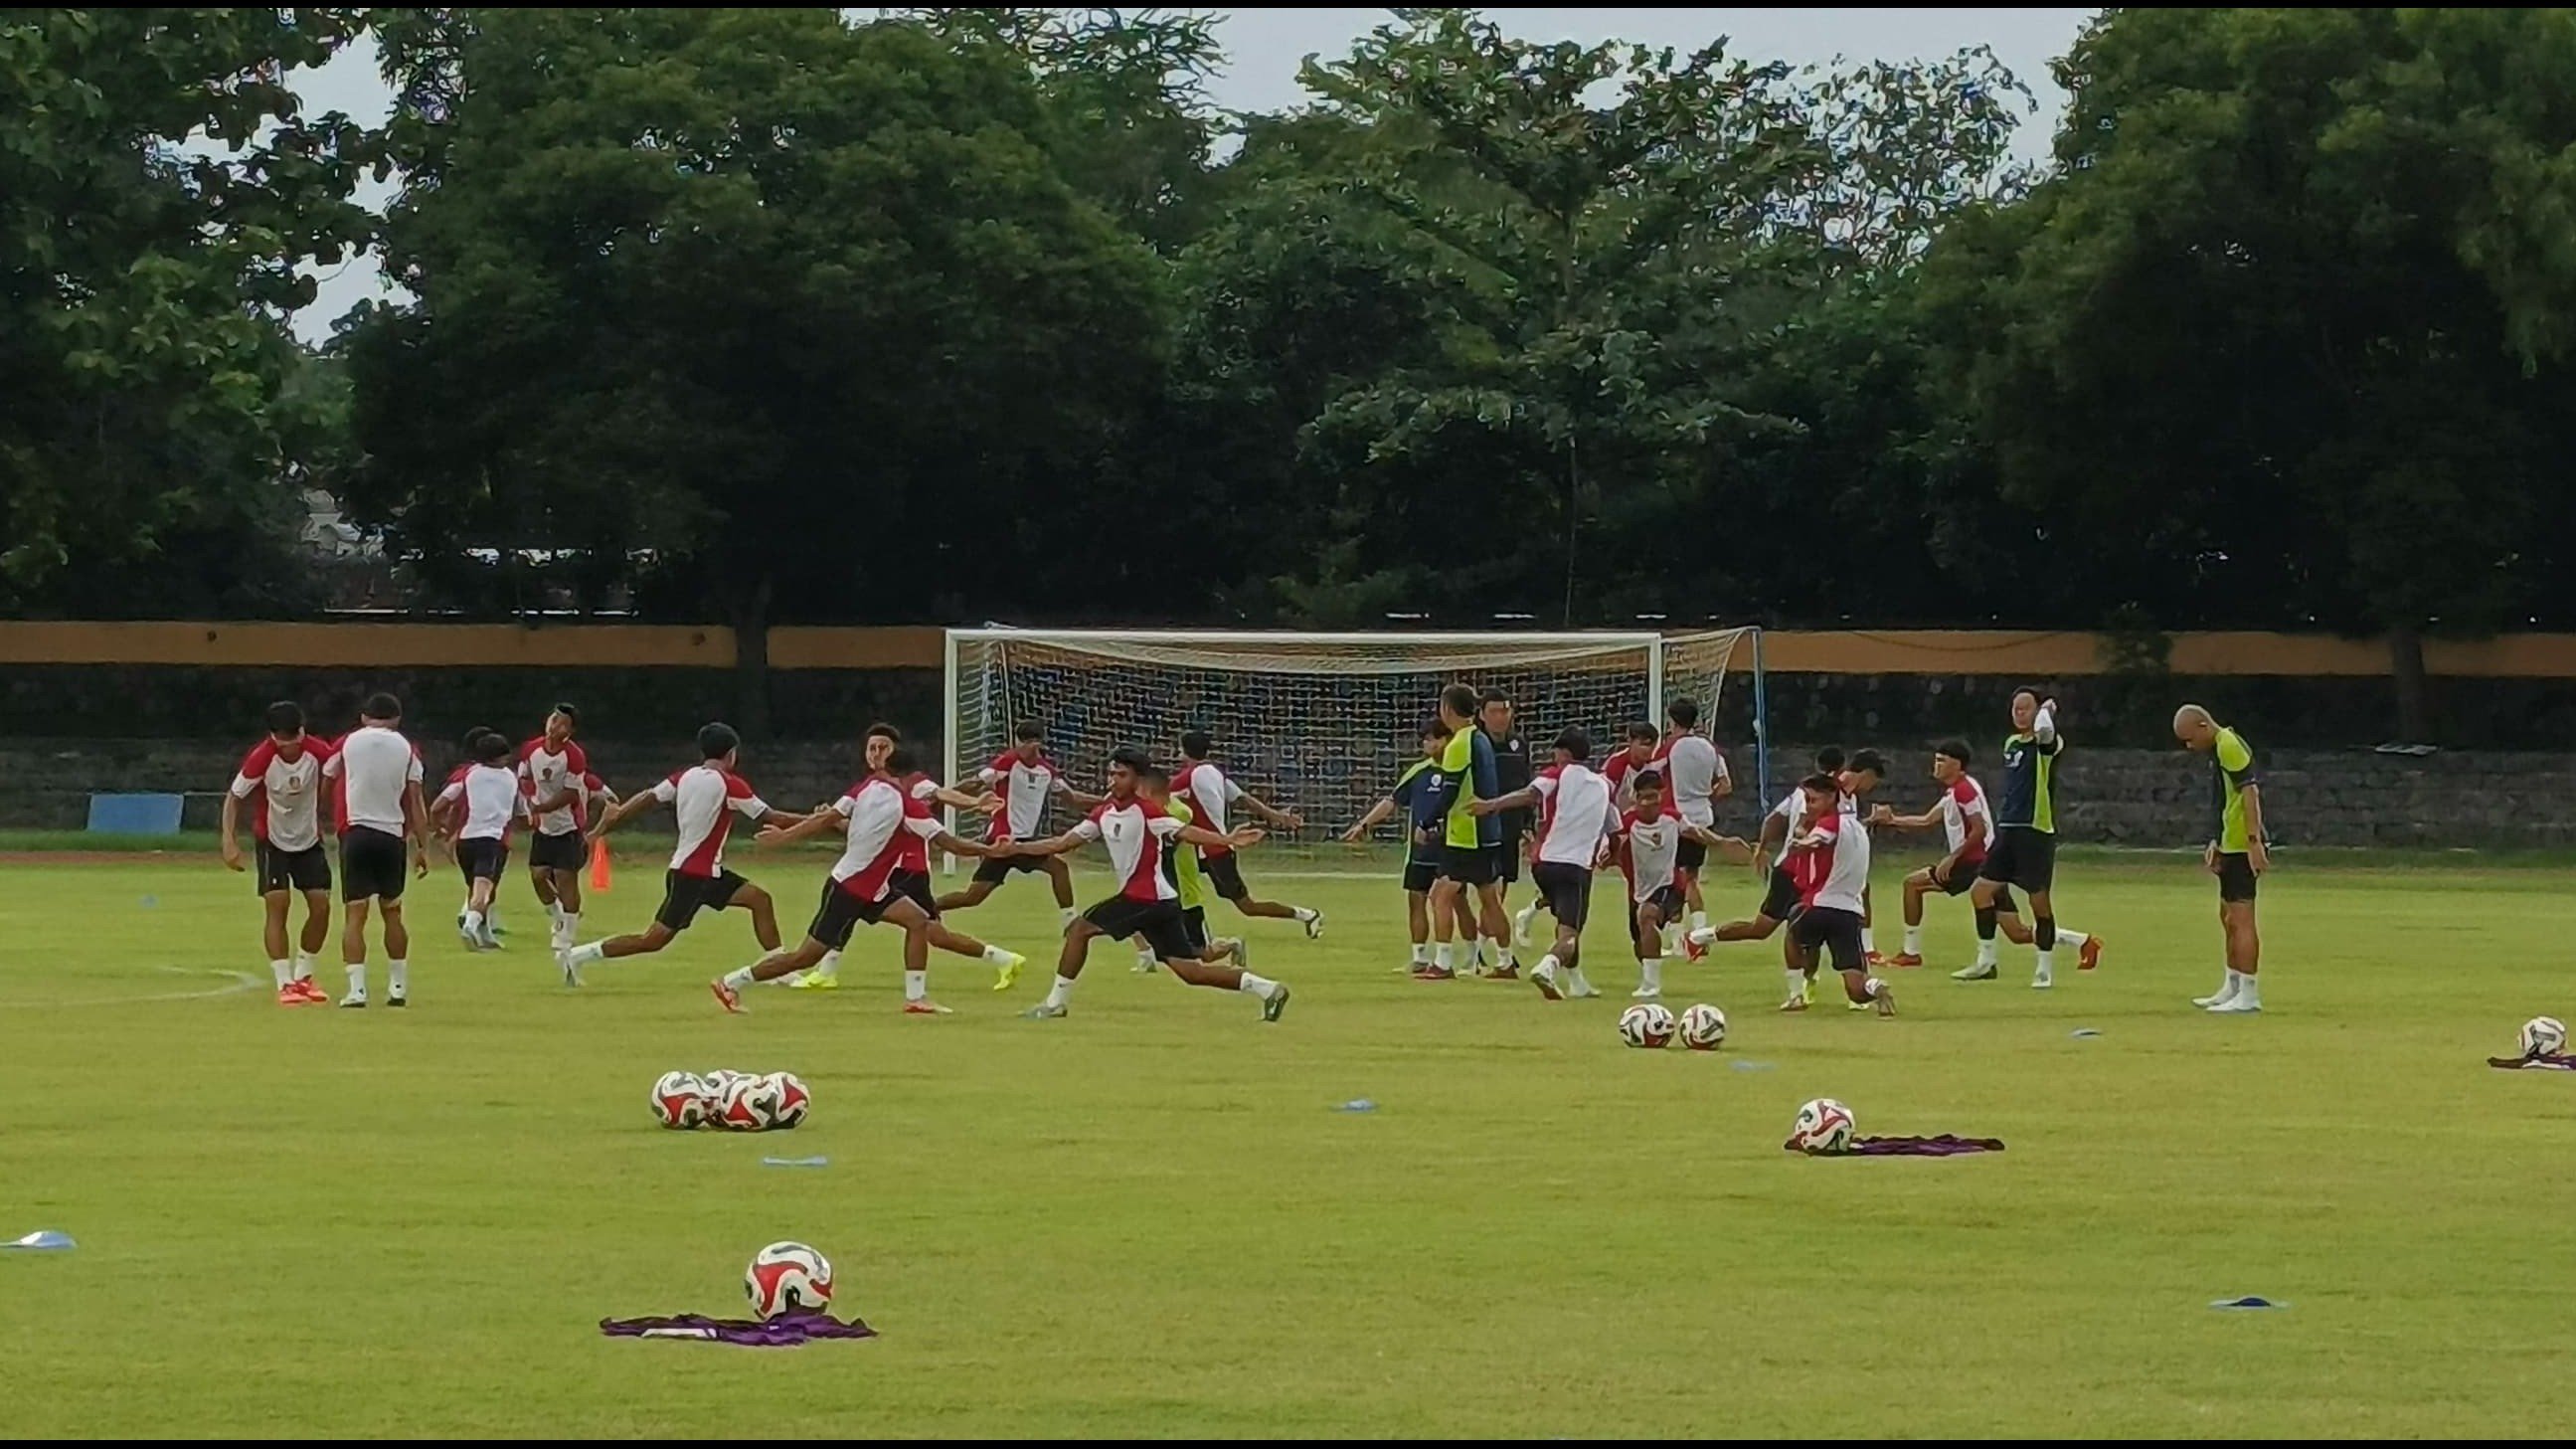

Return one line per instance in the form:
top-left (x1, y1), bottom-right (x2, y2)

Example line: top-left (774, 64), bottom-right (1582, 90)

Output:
top-left (705, 1069), bottom-right (754, 1094)
top-left (744, 1241), bottom-right (834, 1320)
top-left (650, 1070), bottom-right (712, 1130)
top-left (711, 1075), bottom-right (780, 1132)
top-left (1618, 1001), bottom-right (1677, 1049)
top-left (1790, 1097), bottom-right (1856, 1154)
top-left (763, 1071), bottom-right (810, 1129)
top-left (2521, 1015), bottom-right (2567, 1058)
top-left (1677, 1002), bottom-right (1729, 1051)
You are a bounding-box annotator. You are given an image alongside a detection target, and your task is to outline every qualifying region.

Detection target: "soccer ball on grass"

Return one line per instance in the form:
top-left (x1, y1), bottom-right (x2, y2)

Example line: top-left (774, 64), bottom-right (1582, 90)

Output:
top-left (1618, 1002), bottom-right (1677, 1048)
top-left (2520, 1015), bottom-right (2567, 1059)
top-left (763, 1071), bottom-right (810, 1129)
top-left (745, 1241), bottom-right (834, 1319)
top-left (711, 1075), bottom-right (781, 1132)
top-left (1790, 1097), bottom-right (1856, 1154)
top-left (650, 1070), bottom-right (712, 1130)
top-left (1677, 1002), bottom-right (1728, 1050)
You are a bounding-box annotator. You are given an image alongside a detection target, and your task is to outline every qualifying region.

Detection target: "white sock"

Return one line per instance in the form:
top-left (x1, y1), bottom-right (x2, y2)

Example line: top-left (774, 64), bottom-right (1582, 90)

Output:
top-left (1237, 972), bottom-right (1280, 1000)
top-left (1689, 909), bottom-right (1708, 933)
top-left (2034, 948), bottom-right (2055, 982)
top-left (1566, 965), bottom-right (1594, 993)
top-left (388, 959), bottom-right (407, 996)
top-left (1467, 939), bottom-right (1486, 968)
top-left (462, 909), bottom-right (484, 936)
top-left (1044, 974), bottom-right (1076, 1008)
top-left (905, 969), bottom-right (928, 1001)
top-left (1495, 946), bottom-right (1515, 969)
top-left (722, 966), bottom-right (756, 990)
top-left (980, 945), bottom-right (1013, 965)
top-left (570, 941), bottom-right (605, 968)
top-left (1135, 947), bottom-right (1158, 970)
top-left (485, 905), bottom-right (501, 932)
top-left (1638, 958), bottom-right (1663, 995)
top-left (1784, 967), bottom-right (1803, 999)
top-left (1865, 977), bottom-right (1886, 999)
top-left (2057, 928), bottom-right (2090, 950)
top-left (1975, 937), bottom-right (1998, 968)
top-left (813, 950), bottom-right (840, 978)
top-left (346, 962), bottom-right (366, 996)
top-left (1902, 925), bottom-right (1923, 957)
top-left (1058, 906), bottom-right (1079, 929)
top-left (1514, 902), bottom-right (1539, 927)
top-left (1291, 906), bottom-right (1317, 924)
top-left (1686, 924), bottom-right (1715, 947)
top-left (1409, 942), bottom-right (1431, 965)
top-left (2234, 972), bottom-right (2260, 1006)
top-left (557, 910), bottom-right (580, 945)
top-left (1435, 942), bottom-right (1455, 971)
top-left (1860, 926), bottom-right (1878, 955)
top-left (1534, 952), bottom-right (1561, 980)
top-left (269, 959), bottom-right (291, 990)
top-left (291, 952), bottom-right (315, 982)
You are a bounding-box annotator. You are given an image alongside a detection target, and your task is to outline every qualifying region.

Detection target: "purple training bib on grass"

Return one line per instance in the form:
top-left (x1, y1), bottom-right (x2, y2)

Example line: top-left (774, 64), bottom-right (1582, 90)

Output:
top-left (601, 1311), bottom-right (876, 1346)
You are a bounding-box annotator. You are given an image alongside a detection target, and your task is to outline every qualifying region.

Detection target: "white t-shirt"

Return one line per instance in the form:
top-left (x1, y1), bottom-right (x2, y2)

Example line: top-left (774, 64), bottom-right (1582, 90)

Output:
top-left (979, 751), bottom-right (1072, 841)
top-left (1791, 810), bottom-right (1871, 915)
top-left (1939, 775), bottom-right (1993, 860)
top-left (650, 764), bottom-right (770, 877)
top-left (325, 725), bottom-right (423, 837)
top-left (1528, 763), bottom-right (1618, 867)
top-left (231, 738), bottom-right (329, 852)
top-left (1173, 761), bottom-right (1249, 857)
top-left (449, 763), bottom-right (523, 841)
top-left (1617, 808), bottom-right (1687, 902)
top-left (1660, 734), bottom-right (1726, 826)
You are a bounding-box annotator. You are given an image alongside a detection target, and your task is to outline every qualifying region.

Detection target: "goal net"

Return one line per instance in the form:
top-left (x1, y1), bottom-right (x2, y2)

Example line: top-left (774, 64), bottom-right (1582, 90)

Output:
top-left (943, 629), bottom-right (1763, 863)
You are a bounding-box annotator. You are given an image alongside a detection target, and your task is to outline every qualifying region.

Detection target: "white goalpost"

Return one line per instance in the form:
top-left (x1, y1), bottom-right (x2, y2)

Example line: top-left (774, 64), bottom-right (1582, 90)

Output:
top-left (941, 628), bottom-right (1765, 866)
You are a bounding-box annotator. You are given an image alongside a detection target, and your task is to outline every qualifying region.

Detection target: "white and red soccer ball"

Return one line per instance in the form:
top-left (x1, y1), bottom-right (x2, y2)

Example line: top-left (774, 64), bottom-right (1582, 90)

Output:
top-left (1677, 1002), bottom-right (1728, 1050)
top-left (744, 1241), bottom-right (834, 1319)
top-left (650, 1071), bottom-right (712, 1129)
top-left (1618, 1001), bottom-right (1678, 1048)
top-left (2521, 1016), bottom-right (2567, 1059)
top-left (655, 1070), bottom-right (810, 1131)
top-left (1790, 1098), bottom-right (1856, 1154)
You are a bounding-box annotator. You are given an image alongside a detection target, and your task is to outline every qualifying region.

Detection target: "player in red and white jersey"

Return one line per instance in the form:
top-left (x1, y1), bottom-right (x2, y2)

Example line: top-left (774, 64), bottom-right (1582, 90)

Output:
top-left (1005, 747), bottom-right (1290, 1021)
top-left (1782, 773), bottom-right (1893, 1016)
top-left (1659, 698), bottom-right (1733, 942)
top-left (318, 692), bottom-right (431, 1007)
top-left (562, 723), bottom-right (793, 987)
top-left (936, 718), bottom-right (1097, 928)
top-left (517, 703), bottom-right (608, 952)
top-left (785, 722), bottom-right (1006, 994)
top-left (1519, 720), bottom-right (1664, 948)
top-left (220, 700), bottom-right (336, 1005)
top-left (1610, 769), bottom-right (1750, 1001)
top-left (433, 731), bottom-right (526, 951)
top-left (1471, 727), bottom-right (1621, 1002)
top-left (1688, 746), bottom-right (1851, 966)
top-left (1174, 729), bottom-right (1324, 942)
top-left (431, 726), bottom-right (509, 941)
top-left (1870, 740), bottom-right (2096, 977)
top-left (708, 744), bottom-right (1021, 1014)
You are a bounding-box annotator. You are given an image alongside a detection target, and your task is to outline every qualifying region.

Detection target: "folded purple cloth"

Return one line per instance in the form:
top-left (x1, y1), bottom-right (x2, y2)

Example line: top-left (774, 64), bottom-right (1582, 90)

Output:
top-left (2489, 1052), bottom-right (2576, 1071)
top-left (601, 1311), bottom-right (876, 1346)
top-left (1785, 1134), bottom-right (2005, 1157)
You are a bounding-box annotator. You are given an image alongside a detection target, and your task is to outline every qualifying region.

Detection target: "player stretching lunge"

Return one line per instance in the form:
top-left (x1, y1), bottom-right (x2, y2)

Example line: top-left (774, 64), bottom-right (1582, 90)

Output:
top-left (563, 724), bottom-right (788, 985)
top-left (519, 704), bottom-right (607, 953)
top-left (437, 731), bottom-right (524, 950)
top-left (1520, 720), bottom-right (1659, 946)
top-left (935, 719), bottom-right (1096, 928)
top-left (789, 723), bottom-right (1000, 991)
top-left (1612, 770), bottom-right (1747, 1000)
top-left (2175, 704), bottom-right (2266, 1013)
top-left (1174, 730), bottom-right (1322, 938)
top-left (1471, 728), bottom-right (1619, 1000)
top-left (1339, 721), bottom-right (1452, 974)
top-left (1136, 766), bottom-right (1250, 971)
top-left (1783, 773), bottom-right (1895, 1016)
top-left (1873, 742), bottom-right (2094, 970)
top-left (222, 701), bottom-right (336, 1004)
top-left (1658, 698), bottom-right (1732, 947)
top-left (321, 693), bottom-right (430, 1007)
top-left (1688, 747), bottom-right (1846, 959)
top-left (1010, 748), bottom-right (1288, 1021)
top-left (1959, 690), bottom-right (2100, 988)
top-left (711, 746), bottom-right (1022, 1013)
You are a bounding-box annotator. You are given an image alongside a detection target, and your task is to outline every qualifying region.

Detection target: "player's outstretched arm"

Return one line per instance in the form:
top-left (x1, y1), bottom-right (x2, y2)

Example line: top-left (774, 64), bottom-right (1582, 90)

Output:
top-left (1874, 799), bottom-right (1941, 830)
top-left (927, 828), bottom-right (1002, 859)
top-left (754, 810), bottom-right (841, 848)
top-left (1687, 827), bottom-right (1755, 866)
top-left (587, 791), bottom-right (657, 842)
top-left (1467, 785), bottom-right (1541, 817)
top-left (1057, 784), bottom-right (1106, 812)
top-left (2034, 699), bottom-right (2060, 747)
top-left (1340, 798), bottom-right (1398, 842)
top-left (1236, 791), bottom-right (1303, 831)
top-left (927, 784), bottom-right (992, 813)
top-left (1177, 823), bottom-right (1263, 851)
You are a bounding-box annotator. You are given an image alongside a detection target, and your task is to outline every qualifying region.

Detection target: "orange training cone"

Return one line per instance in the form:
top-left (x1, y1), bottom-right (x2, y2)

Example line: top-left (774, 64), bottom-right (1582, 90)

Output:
top-left (589, 836), bottom-right (613, 893)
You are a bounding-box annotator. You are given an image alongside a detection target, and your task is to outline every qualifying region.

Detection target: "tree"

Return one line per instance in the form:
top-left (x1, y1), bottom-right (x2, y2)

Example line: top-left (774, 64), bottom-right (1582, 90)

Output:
top-left (345, 9), bottom-right (1172, 732)
top-left (0, 7), bottom-right (377, 617)
top-left (1919, 7), bottom-right (2576, 738)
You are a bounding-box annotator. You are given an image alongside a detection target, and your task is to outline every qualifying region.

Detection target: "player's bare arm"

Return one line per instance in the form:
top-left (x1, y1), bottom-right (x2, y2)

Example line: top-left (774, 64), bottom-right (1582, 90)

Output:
top-left (1179, 823), bottom-right (1265, 851)
top-left (1687, 827), bottom-right (1755, 866)
top-left (927, 828), bottom-right (1003, 859)
top-left (754, 810), bottom-right (842, 848)
top-left (1873, 799), bottom-right (1943, 830)
top-left (1340, 798), bottom-right (1398, 842)
top-left (403, 780), bottom-right (433, 876)
top-left (220, 791), bottom-right (247, 871)
top-left (586, 791), bottom-right (659, 841)
top-left (1466, 785), bottom-right (1542, 816)
top-left (2241, 783), bottom-right (2268, 873)
top-left (1238, 792), bottom-right (1303, 831)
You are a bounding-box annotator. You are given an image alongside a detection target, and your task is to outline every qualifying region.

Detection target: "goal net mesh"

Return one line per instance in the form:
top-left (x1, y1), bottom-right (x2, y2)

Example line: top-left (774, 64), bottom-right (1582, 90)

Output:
top-left (946, 630), bottom-right (1756, 861)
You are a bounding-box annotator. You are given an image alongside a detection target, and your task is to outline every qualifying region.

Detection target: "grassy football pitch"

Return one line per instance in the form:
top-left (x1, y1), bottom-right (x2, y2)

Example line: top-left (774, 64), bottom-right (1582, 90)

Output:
top-left (4, 847), bottom-right (2574, 1437)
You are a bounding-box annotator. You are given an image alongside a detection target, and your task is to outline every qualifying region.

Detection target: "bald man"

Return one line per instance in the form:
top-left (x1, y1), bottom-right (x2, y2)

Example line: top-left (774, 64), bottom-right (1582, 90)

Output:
top-left (2174, 704), bottom-right (2266, 1012)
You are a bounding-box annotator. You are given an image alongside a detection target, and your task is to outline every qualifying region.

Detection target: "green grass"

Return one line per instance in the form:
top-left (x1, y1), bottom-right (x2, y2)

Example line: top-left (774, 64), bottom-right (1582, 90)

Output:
top-left (4, 848), bottom-right (2574, 1436)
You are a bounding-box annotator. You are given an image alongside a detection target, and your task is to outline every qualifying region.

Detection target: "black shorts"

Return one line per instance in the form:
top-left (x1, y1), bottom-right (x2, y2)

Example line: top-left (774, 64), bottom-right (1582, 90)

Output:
top-left (1084, 896), bottom-right (1193, 962)
top-left (1495, 833), bottom-right (1524, 885)
top-left (1759, 864), bottom-right (1799, 922)
top-left (1530, 861), bottom-right (1591, 931)
top-left (1182, 905), bottom-right (1209, 952)
top-left (455, 835), bottom-right (508, 884)
top-left (971, 850), bottom-right (1052, 886)
top-left (654, 868), bottom-right (747, 933)
top-left (340, 826), bottom-right (410, 903)
top-left (805, 879), bottom-right (895, 951)
top-left (1675, 835), bottom-right (1708, 873)
top-left (1202, 852), bottom-right (1249, 901)
top-left (1439, 843), bottom-right (1497, 888)
top-left (2217, 851), bottom-right (2258, 903)
top-left (1631, 885), bottom-right (1686, 951)
top-left (891, 868), bottom-right (938, 917)
top-left (1791, 905), bottom-right (1867, 973)
top-left (1935, 859), bottom-right (1981, 896)
top-left (255, 840), bottom-right (330, 895)
top-left (1979, 826), bottom-right (2057, 894)
top-left (528, 830), bottom-right (584, 872)
top-left (1402, 854), bottom-right (1440, 894)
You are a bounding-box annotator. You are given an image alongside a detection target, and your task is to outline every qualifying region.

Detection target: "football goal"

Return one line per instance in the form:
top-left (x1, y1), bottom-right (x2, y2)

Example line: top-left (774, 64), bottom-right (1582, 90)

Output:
top-left (942, 628), bottom-right (1766, 862)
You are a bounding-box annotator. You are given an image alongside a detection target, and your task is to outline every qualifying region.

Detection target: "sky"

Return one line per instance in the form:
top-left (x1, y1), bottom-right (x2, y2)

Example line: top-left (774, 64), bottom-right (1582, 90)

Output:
top-left (285, 7), bottom-right (2097, 341)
